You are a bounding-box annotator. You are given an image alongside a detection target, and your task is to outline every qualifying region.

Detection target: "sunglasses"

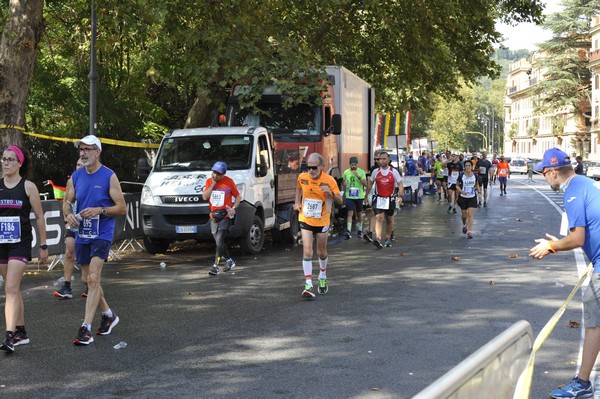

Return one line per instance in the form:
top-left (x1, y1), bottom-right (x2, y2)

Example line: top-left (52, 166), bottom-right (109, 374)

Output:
top-left (542, 169), bottom-right (554, 177)
top-left (307, 165), bottom-right (320, 170)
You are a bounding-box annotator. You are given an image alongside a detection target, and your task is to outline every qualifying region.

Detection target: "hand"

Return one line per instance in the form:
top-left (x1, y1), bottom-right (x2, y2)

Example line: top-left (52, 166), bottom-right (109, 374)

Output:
top-left (293, 203), bottom-right (301, 211)
top-left (66, 213), bottom-right (80, 227)
top-left (39, 248), bottom-right (48, 263)
top-left (529, 235), bottom-right (557, 259)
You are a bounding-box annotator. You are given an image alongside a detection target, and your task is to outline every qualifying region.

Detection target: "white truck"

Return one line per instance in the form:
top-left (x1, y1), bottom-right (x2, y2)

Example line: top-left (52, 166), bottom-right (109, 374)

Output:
top-left (137, 66), bottom-right (374, 255)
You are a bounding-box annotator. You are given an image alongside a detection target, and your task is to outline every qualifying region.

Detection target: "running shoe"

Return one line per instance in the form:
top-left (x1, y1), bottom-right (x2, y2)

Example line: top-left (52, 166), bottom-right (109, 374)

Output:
top-left (363, 231), bottom-right (373, 243)
top-left (81, 286), bottom-right (88, 298)
top-left (484, 202), bottom-right (487, 207)
top-left (500, 192), bottom-right (503, 197)
top-left (208, 264), bottom-right (219, 276)
top-left (96, 313), bottom-right (120, 336)
top-left (549, 376), bottom-right (592, 398)
top-left (384, 238), bottom-right (392, 247)
top-left (53, 284), bottom-right (73, 299)
top-left (447, 206), bottom-right (452, 214)
top-left (318, 278), bottom-right (328, 295)
top-left (467, 232), bottom-right (473, 239)
top-left (224, 259), bottom-right (236, 272)
top-left (0, 331), bottom-right (15, 353)
top-left (462, 225), bottom-right (467, 234)
top-left (373, 239), bottom-right (383, 249)
top-left (452, 208), bottom-right (457, 214)
top-left (302, 285), bottom-right (316, 299)
top-left (343, 230), bottom-right (351, 240)
top-left (13, 327), bottom-right (29, 347)
top-left (73, 326), bottom-right (94, 345)
top-left (478, 201), bottom-right (482, 207)
top-left (390, 232), bottom-right (396, 241)
top-left (356, 230), bottom-right (363, 239)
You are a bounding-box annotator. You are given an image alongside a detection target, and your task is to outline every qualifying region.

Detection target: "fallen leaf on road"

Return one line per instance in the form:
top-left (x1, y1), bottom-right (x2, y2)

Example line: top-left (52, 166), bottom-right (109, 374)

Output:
top-left (508, 253), bottom-right (519, 259)
top-left (451, 256), bottom-right (460, 261)
top-left (489, 281), bottom-right (495, 285)
top-left (569, 320), bottom-right (580, 328)
top-left (370, 388), bottom-right (380, 391)
top-left (400, 252), bottom-right (405, 256)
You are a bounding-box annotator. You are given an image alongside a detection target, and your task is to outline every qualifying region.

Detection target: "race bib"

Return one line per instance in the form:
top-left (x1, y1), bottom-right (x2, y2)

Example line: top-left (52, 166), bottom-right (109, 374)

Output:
top-left (465, 186), bottom-right (476, 196)
top-left (0, 216), bottom-right (21, 243)
top-left (303, 198), bottom-right (323, 219)
top-left (479, 166), bottom-right (486, 175)
top-left (451, 171), bottom-right (459, 179)
top-left (500, 169), bottom-right (507, 175)
top-left (78, 215), bottom-right (100, 238)
top-left (210, 191), bottom-right (225, 207)
top-left (376, 196), bottom-right (390, 210)
top-left (348, 187), bottom-right (360, 199)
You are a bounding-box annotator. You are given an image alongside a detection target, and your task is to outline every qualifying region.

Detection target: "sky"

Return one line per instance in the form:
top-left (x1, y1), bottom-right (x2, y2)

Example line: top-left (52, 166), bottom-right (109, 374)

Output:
top-left (495, 0), bottom-right (563, 50)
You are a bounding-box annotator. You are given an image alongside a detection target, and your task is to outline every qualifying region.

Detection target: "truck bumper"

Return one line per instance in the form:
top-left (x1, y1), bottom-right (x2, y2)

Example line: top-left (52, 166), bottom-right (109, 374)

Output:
top-left (140, 202), bottom-right (254, 242)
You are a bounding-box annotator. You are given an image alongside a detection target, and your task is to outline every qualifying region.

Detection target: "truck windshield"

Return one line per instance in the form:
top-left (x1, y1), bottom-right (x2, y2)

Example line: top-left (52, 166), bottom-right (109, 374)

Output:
top-left (227, 102), bottom-right (322, 143)
top-left (154, 135), bottom-right (252, 172)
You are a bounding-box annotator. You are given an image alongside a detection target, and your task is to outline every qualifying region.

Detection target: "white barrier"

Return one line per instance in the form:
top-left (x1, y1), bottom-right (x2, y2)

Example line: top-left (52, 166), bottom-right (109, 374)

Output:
top-left (413, 320), bottom-right (533, 399)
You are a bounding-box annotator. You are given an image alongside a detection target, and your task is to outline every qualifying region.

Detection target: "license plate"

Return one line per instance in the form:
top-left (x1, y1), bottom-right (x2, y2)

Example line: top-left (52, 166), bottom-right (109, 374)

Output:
top-left (176, 226), bottom-right (197, 234)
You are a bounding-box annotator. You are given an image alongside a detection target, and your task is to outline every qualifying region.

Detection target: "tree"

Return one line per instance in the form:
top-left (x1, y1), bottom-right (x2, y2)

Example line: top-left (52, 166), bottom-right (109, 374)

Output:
top-left (0, 0), bottom-right (43, 146)
top-left (533, 0), bottom-right (600, 116)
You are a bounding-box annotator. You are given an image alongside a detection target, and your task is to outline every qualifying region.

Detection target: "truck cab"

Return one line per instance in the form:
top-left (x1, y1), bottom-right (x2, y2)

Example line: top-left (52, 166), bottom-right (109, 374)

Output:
top-left (138, 126), bottom-right (275, 255)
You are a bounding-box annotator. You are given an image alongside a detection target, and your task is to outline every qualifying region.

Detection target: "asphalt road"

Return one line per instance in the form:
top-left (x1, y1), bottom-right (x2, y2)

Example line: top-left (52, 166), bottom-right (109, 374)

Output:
top-left (0, 174), bottom-right (592, 398)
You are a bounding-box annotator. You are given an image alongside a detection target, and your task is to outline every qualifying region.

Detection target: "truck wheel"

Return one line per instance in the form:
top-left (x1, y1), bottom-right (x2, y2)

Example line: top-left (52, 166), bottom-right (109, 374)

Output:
top-left (239, 215), bottom-right (265, 255)
top-left (279, 208), bottom-right (299, 245)
top-left (143, 236), bottom-right (170, 254)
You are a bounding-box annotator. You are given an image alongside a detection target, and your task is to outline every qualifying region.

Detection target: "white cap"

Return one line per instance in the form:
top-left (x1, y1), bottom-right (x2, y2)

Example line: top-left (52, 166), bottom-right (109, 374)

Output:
top-left (75, 135), bottom-right (102, 150)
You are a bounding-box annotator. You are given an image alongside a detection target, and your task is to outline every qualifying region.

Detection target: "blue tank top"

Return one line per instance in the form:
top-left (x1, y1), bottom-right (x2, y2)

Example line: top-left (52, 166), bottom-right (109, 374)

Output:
top-left (72, 165), bottom-right (116, 244)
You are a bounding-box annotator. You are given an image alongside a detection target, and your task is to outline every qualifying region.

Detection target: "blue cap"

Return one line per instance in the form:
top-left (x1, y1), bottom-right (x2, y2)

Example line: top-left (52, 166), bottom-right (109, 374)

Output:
top-left (211, 161), bottom-right (227, 174)
top-left (535, 148), bottom-right (571, 172)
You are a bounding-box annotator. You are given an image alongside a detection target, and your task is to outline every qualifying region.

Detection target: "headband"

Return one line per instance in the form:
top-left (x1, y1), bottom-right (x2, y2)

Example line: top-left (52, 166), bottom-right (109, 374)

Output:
top-left (6, 146), bottom-right (24, 165)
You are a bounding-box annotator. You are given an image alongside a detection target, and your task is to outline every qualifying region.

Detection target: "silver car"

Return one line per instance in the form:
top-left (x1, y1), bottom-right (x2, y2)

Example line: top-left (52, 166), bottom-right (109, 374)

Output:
top-left (587, 162), bottom-right (600, 180)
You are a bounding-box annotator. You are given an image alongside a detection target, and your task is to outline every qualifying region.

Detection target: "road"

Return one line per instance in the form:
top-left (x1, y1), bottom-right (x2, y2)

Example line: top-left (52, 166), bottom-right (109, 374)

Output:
top-left (0, 174), bottom-right (591, 398)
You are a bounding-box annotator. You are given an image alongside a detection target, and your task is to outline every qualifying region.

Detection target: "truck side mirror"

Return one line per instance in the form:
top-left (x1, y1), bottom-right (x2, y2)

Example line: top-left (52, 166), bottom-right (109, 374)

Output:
top-left (331, 114), bottom-right (342, 135)
top-left (256, 154), bottom-right (268, 177)
top-left (137, 158), bottom-right (151, 180)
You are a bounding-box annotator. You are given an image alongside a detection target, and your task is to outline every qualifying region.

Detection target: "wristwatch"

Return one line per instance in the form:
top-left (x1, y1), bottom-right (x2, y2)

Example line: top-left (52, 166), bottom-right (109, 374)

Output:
top-left (40, 244), bottom-right (48, 250)
top-left (101, 208), bottom-right (107, 216)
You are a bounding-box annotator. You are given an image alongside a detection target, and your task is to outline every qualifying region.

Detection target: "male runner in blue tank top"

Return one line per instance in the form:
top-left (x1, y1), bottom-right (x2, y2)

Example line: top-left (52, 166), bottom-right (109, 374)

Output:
top-left (64, 135), bottom-right (126, 345)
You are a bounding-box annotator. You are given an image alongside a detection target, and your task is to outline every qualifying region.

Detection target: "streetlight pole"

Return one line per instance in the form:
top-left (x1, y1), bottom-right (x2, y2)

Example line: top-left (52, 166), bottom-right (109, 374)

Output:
top-left (89, 0), bottom-right (98, 136)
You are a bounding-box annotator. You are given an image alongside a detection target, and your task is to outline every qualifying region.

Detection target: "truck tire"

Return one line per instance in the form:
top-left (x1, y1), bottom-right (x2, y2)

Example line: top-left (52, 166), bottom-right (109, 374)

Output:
top-left (143, 236), bottom-right (170, 254)
top-left (239, 215), bottom-right (265, 255)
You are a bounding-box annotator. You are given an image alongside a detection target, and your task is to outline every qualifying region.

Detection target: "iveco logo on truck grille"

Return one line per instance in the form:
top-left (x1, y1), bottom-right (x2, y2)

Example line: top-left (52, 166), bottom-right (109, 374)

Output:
top-left (162, 196), bottom-right (203, 204)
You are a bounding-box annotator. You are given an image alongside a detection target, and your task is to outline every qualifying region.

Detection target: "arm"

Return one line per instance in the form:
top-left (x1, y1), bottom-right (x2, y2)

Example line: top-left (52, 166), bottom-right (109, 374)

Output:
top-left (365, 176), bottom-right (374, 199)
top-left (104, 174), bottom-right (127, 216)
top-left (26, 181), bottom-right (48, 263)
top-left (202, 179), bottom-right (216, 201)
top-left (63, 177), bottom-right (78, 227)
top-left (529, 227), bottom-right (586, 259)
top-left (293, 185), bottom-right (303, 211)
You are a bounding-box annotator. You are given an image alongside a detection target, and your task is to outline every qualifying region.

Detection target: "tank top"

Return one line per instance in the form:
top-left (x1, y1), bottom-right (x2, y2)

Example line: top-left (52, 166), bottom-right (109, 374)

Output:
top-left (0, 178), bottom-right (33, 243)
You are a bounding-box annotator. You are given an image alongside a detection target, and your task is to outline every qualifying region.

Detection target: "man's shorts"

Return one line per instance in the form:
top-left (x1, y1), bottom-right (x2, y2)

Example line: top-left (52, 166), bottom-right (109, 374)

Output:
top-left (65, 228), bottom-right (77, 240)
top-left (299, 222), bottom-right (330, 234)
top-left (345, 198), bottom-right (364, 213)
top-left (448, 183), bottom-right (458, 191)
top-left (0, 240), bottom-right (32, 264)
top-left (478, 177), bottom-right (489, 189)
top-left (373, 196), bottom-right (396, 217)
top-left (584, 272), bottom-right (600, 328)
top-left (498, 176), bottom-right (508, 183)
top-left (440, 176), bottom-right (447, 183)
top-left (210, 217), bottom-right (231, 235)
top-left (75, 239), bottom-right (112, 265)
top-left (457, 196), bottom-right (478, 210)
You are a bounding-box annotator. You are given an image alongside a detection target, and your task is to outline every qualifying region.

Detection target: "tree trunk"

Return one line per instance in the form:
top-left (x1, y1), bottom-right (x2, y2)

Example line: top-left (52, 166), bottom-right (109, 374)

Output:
top-left (0, 0), bottom-right (44, 147)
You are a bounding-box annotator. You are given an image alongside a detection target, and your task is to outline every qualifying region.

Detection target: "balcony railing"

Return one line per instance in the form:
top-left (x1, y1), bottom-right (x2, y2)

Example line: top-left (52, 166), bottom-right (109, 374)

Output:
top-left (590, 49), bottom-right (600, 62)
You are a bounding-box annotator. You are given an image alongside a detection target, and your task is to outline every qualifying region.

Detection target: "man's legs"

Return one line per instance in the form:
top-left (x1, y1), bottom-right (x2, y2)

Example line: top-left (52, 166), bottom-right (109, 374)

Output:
top-left (578, 327), bottom-right (600, 381)
top-left (300, 228), bottom-right (316, 298)
top-left (84, 257), bottom-right (109, 326)
top-left (345, 209), bottom-right (354, 239)
top-left (55, 236), bottom-right (76, 298)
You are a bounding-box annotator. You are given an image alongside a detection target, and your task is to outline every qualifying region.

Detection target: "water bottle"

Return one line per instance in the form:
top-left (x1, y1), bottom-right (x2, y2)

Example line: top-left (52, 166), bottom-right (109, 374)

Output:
top-left (113, 341), bottom-right (127, 349)
top-left (594, 376), bottom-right (600, 399)
top-left (226, 206), bottom-right (235, 219)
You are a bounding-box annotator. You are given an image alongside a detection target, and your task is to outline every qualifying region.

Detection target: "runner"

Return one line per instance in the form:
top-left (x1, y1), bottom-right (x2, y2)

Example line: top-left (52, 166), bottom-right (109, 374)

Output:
top-left (456, 160), bottom-right (480, 239)
top-left (433, 154), bottom-right (444, 201)
top-left (476, 152), bottom-right (492, 207)
top-left (446, 154), bottom-right (463, 214)
top-left (342, 156), bottom-right (367, 239)
top-left (497, 155), bottom-right (510, 196)
top-left (293, 153), bottom-right (342, 299)
top-left (365, 152), bottom-right (403, 248)
top-left (490, 154), bottom-right (499, 185)
top-left (363, 149), bottom-right (385, 243)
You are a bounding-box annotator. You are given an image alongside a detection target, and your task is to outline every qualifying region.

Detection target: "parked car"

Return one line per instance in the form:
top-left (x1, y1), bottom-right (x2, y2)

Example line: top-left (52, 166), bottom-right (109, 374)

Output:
top-left (510, 158), bottom-right (528, 174)
top-left (586, 162), bottom-right (600, 180)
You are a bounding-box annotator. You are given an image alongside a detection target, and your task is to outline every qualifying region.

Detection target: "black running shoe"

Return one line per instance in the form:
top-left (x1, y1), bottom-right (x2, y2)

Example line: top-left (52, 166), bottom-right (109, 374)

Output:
top-left (0, 331), bottom-right (15, 353)
top-left (96, 313), bottom-right (120, 336)
top-left (373, 239), bottom-right (383, 249)
top-left (13, 327), bottom-right (29, 347)
top-left (363, 231), bottom-right (373, 243)
top-left (208, 265), bottom-right (219, 276)
top-left (73, 326), bottom-right (94, 345)
top-left (54, 284), bottom-right (73, 299)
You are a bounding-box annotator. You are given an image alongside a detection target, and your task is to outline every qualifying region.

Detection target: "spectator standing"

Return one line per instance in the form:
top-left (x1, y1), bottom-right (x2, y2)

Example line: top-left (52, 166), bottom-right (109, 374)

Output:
top-left (342, 156), bottom-right (367, 239)
top-left (202, 161), bottom-right (241, 276)
top-left (575, 155), bottom-right (585, 175)
top-left (0, 146), bottom-right (49, 352)
top-left (64, 135), bottom-right (126, 345)
top-left (293, 153), bottom-right (342, 299)
top-left (529, 148), bottom-right (600, 399)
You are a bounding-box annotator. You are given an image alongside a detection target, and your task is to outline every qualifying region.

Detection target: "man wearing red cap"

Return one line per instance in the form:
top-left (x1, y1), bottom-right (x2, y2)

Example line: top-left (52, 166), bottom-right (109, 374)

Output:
top-left (203, 161), bottom-right (241, 276)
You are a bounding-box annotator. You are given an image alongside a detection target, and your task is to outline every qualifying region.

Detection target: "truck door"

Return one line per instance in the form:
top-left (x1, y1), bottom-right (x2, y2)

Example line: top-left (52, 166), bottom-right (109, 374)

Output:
top-left (256, 134), bottom-right (276, 229)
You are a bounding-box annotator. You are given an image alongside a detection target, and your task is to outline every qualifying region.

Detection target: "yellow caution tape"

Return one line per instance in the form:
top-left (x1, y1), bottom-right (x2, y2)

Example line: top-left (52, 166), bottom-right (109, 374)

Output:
top-left (514, 262), bottom-right (594, 399)
top-left (0, 124), bottom-right (160, 149)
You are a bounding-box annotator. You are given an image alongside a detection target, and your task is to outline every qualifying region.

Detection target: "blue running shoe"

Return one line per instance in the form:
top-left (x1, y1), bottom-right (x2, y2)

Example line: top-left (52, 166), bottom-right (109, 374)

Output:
top-left (550, 376), bottom-right (592, 398)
